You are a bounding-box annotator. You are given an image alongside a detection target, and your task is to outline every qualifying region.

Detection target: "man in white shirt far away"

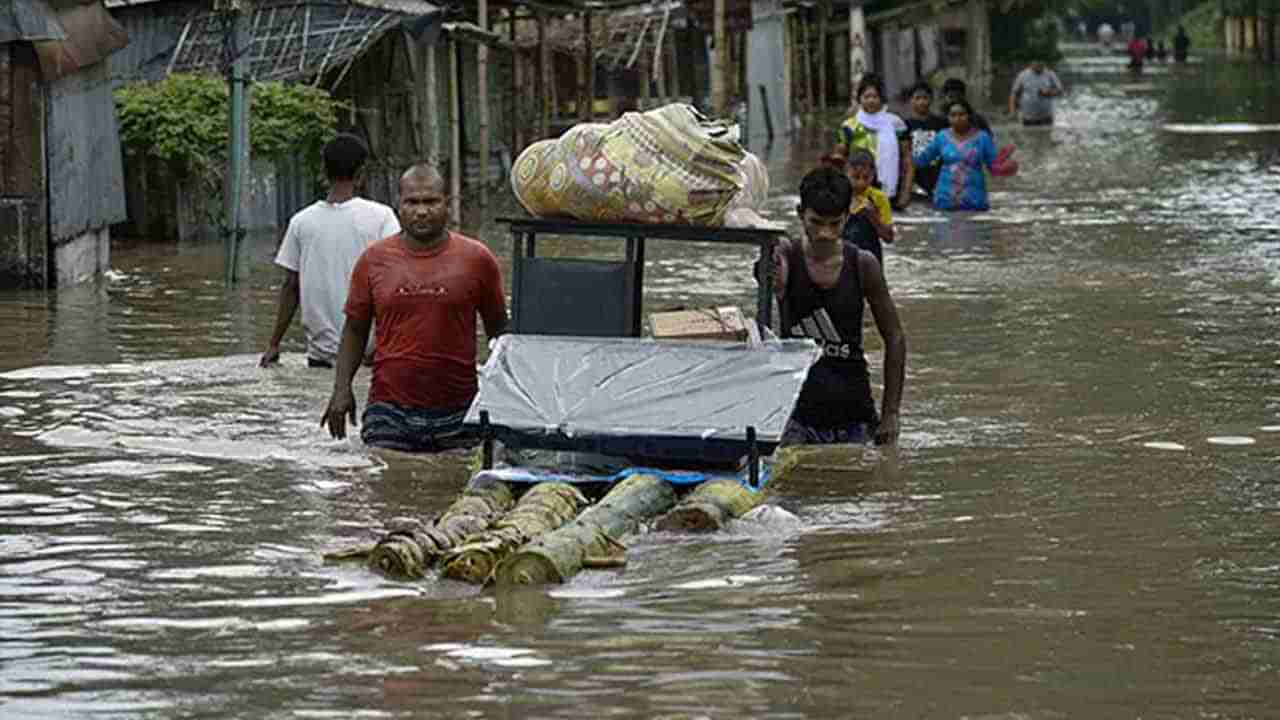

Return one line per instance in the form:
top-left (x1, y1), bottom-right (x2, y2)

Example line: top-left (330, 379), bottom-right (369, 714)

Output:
top-left (260, 133), bottom-right (401, 368)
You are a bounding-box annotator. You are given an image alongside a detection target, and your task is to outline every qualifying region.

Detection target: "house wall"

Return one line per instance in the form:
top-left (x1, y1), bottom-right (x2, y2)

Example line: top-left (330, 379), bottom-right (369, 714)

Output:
top-left (322, 31), bottom-right (515, 216)
top-left (0, 43), bottom-right (48, 289)
top-left (746, 0), bottom-right (789, 143)
top-left (47, 59), bottom-right (127, 283)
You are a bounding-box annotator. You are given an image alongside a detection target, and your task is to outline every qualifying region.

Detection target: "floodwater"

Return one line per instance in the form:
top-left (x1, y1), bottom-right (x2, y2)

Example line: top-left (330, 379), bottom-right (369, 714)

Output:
top-left (3, 49), bottom-right (1279, 718)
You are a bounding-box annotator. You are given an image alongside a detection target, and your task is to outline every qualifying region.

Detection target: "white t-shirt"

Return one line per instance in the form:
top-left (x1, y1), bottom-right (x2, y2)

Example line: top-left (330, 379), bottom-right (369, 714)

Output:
top-left (274, 197), bottom-right (400, 363)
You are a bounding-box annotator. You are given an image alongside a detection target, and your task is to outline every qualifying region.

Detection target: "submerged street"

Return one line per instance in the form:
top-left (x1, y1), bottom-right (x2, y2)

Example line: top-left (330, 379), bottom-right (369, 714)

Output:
top-left (1, 47), bottom-right (1279, 717)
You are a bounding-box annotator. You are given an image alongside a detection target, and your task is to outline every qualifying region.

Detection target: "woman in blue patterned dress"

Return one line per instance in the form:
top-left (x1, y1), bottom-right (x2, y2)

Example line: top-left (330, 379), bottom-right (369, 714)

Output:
top-left (914, 98), bottom-right (998, 211)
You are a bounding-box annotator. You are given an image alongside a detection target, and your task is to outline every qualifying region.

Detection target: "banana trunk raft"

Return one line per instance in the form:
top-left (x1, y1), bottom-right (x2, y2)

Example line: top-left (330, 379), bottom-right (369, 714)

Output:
top-left (494, 474), bottom-right (678, 586)
top-left (323, 474), bottom-right (516, 578)
top-left (326, 470), bottom-right (771, 587)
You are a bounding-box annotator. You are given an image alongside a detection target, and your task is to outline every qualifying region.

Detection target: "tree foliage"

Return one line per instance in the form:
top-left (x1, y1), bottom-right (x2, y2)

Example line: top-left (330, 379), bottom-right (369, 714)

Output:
top-left (990, 2), bottom-right (1063, 64)
top-left (114, 73), bottom-right (342, 179)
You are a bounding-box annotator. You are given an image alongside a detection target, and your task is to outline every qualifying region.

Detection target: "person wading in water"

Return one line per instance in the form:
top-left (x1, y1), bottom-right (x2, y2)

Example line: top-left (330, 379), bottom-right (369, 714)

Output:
top-left (763, 166), bottom-right (906, 446)
top-left (321, 165), bottom-right (508, 453)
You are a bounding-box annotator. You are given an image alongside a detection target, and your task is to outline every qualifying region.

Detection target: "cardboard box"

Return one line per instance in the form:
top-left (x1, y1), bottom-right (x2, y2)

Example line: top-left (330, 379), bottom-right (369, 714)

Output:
top-left (649, 306), bottom-right (755, 343)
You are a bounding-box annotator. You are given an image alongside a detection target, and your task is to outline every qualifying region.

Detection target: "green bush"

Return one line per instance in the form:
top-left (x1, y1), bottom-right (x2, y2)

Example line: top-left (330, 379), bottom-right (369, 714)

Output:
top-left (115, 73), bottom-right (343, 188)
top-left (991, 8), bottom-right (1063, 65)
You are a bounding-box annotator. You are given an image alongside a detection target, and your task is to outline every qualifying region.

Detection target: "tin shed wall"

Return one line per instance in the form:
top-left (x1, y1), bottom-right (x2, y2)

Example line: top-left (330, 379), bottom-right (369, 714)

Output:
top-left (47, 60), bottom-right (127, 243)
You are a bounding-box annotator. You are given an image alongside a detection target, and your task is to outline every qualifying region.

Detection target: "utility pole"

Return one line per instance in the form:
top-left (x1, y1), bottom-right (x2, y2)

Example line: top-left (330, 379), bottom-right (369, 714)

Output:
top-left (221, 0), bottom-right (251, 285)
top-left (711, 0), bottom-right (727, 114)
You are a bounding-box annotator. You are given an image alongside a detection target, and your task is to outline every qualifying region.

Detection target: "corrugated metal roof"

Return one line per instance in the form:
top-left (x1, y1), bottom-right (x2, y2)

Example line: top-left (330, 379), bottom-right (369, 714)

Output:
top-left (3, 1), bottom-right (130, 80)
top-left (35, 0), bottom-right (130, 79)
top-left (106, 1), bottom-right (189, 84)
top-left (1, 0), bottom-right (69, 43)
top-left (107, 0), bottom-right (443, 85)
top-left (104, 0), bottom-right (440, 14)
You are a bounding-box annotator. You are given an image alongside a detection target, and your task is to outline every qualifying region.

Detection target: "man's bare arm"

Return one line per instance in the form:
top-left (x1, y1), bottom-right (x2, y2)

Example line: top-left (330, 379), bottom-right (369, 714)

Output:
top-left (859, 252), bottom-right (905, 445)
top-left (320, 315), bottom-right (372, 440)
top-left (260, 269), bottom-right (300, 366)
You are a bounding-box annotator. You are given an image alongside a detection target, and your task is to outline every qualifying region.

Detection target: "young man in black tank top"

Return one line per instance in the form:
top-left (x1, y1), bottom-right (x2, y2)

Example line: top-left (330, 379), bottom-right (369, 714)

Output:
top-left (767, 166), bottom-right (906, 446)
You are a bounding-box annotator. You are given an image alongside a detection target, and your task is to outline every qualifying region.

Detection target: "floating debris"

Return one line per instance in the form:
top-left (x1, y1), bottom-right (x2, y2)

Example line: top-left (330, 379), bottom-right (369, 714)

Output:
top-left (1206, 436), bottom-right (1257, 446)
top-left (1142, 441), bottom-right (1187, 451)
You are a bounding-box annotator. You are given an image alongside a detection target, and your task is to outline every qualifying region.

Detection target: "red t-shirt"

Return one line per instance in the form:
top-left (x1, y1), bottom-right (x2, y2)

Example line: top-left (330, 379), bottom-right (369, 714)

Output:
top-left (345, 232), bottom-right (506, 411)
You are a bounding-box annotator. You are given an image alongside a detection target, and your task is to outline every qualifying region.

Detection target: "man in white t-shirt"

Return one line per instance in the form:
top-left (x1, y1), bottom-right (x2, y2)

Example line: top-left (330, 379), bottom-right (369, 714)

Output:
top-left (260, 134), bottom-right (400, 368)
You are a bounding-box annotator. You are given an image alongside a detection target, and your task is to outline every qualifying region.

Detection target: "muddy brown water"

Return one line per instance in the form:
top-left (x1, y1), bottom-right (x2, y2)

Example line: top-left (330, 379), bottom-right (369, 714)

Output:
top-left (2, 52), bottom-right (1279, 718)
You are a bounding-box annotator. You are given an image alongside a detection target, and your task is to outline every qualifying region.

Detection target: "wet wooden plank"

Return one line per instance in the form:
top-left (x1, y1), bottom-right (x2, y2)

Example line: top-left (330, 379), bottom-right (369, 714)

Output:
top-left (7, 45), bottom-right (42, 198)
top-left (0, 47), bottom-right (11, 193)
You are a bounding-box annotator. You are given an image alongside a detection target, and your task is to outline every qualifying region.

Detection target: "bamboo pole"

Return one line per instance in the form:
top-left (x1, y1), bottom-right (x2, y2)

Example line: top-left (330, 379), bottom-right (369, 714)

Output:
top-left (817, 0), bottom-right (828, 115)
top-left (670, 29), bottom-right (680, 98)
top-left (424, 40), bottom-right (438, 163)
top-left (404, 30), bottom-right (424, 157)
top-left (496, 474), bottom-right (677, 586)
top-left (449, 37), bottom-right (462, 224)
top-left (538, 10), bottom-right (550, 137)
top-left (652, 6), bottom-right (670, 103)
top-left (224, 7), bottom-right (250, 285)
top-left (441, 482), bottom-right (588, 584)
top-left (711, 0), bottom-right (727, 113)
top-left (798, 10), bottom-right (812, 121)
top-left (584, 11), bottom-right (595, 121)
top-left (509, 9), bottom-right (520, 154)
top-left (655, 39), bottom-right (668, 100)
top-left (478, 0), bottom-right (490, 205)
top-left (654, 480), bottom-right (763, 532)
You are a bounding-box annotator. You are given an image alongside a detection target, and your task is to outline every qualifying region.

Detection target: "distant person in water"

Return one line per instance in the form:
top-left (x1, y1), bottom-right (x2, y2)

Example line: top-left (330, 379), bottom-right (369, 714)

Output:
top-left (1008, 59), bottom-right (1064, 127)
top-left (904, 81), bottom-right (948, 200)
top-left (1128, 35), bottom-right (1148, 72)
top-left (1154, 40), bottom-right (1168, 61)
top-left (841, 149), bottom-right (895, 267)
top-left (1173, 25), bottom-right (1191, 63)
top-left (260, 134), bottom-right (400, 369)
top-left (1098, 22), bottom-right (1116, 48)
top-left (321, 164), bottom-right (508, 453)
top-left (915, 98), bottom-right (1003, 212)
top-left (762, 166), bottom-right (905, 446)
top-left (832, 73), bottom-right (912, 209)
top-left (941, 78), bottom-right (994, 139)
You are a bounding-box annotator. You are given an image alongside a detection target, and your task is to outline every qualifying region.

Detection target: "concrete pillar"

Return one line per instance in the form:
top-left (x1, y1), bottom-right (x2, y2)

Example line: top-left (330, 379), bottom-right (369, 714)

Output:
top-left (966, 0), bottom-right (991, 101)
top-left (848, 1), bottom-right (867, 106)
top-left (54, 227), bottom-right (110, 287)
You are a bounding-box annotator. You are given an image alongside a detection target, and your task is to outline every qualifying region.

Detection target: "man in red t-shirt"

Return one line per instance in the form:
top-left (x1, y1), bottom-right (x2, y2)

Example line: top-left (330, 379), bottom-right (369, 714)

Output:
top-left (321, 164), bottom-right (508, 452)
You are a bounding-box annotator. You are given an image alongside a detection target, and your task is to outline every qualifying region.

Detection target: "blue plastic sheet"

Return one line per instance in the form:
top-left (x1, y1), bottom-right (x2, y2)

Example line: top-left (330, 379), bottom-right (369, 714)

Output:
top-left (469, 463), bottom-right (775, 493)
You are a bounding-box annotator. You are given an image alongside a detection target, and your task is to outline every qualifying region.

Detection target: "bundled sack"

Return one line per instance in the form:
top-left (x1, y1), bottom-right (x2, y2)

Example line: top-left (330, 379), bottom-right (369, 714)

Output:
top-left (511, 104), bottom-right (769, 227)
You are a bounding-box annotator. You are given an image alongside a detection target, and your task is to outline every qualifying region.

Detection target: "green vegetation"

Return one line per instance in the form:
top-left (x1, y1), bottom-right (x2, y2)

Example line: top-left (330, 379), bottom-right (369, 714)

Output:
top-left (991, 5), bottom-right (1063, 64)
top-left (1159, 1), bottom-right (1226, 47)
top-left (115, 73), bottom-right (343, 196)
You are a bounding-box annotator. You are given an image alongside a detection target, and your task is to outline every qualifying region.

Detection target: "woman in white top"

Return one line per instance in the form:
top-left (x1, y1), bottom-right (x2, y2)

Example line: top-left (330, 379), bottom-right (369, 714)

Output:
top-left (832, 73), bottom-right (912, 210)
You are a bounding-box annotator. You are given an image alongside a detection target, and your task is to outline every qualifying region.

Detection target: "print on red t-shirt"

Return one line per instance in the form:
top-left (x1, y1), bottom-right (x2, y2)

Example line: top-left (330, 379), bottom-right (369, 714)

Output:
top-left (345, 232), bottom-right (506, 411)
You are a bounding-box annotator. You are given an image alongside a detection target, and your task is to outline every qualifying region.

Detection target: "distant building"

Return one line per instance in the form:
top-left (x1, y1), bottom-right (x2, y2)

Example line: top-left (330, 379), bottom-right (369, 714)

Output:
top-left (1, 0), bottom-right (129, 289)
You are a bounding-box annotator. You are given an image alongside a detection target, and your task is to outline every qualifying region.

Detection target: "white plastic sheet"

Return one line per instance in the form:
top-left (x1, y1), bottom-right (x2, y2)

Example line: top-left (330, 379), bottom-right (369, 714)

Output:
top-left (464, 335), bottom-right (819, 463)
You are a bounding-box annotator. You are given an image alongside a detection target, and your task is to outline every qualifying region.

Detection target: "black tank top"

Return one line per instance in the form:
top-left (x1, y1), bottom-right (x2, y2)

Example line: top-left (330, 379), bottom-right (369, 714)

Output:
top-left (780, 240), bottom-right (878, 427)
